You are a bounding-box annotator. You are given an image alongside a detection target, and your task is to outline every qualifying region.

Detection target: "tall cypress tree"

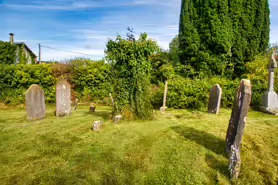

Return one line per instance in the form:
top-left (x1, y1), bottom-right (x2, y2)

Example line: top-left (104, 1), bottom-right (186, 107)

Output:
top-left (179, 0), bottom-right (270, 77)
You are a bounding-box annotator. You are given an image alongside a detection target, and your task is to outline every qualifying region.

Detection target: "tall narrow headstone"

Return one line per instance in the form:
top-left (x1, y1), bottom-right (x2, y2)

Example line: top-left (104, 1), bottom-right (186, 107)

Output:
top-left (109, 93), bottom-right (114, 107)
top-left (73, 98), bottom-right (78, 110)
top-left (208, 84), bottom-right (222, 114)
top-left (260, 51), bottom-right (278, 115)
top-left (226, 79), bottom-right (252, 180)
top-left (160, 80), bottom-right (168, 112)
top-left (56, 80), bottom-right (71, 117)
top-left (25, 84), bottom-right (46, 120)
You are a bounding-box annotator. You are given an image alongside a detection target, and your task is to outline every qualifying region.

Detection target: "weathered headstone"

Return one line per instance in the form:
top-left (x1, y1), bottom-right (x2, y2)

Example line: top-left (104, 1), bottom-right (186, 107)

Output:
top-left (109, 93), bottom-right (114, 107)
top-left (160, 80), bottom-right (168, 112)
top-left (260, 51), bottom-right (278, 115)
top-left (114, 115), bottom-right (122, 124)
top-left (92, 120), bottom-right (103, 131)
top-left (73, 98), bottom-right (78, 110)
top-left (26, 84), bottom-right (46, 120)
top-left (56, 80), bottom-right (71, 117)
top-left (208, 84), bottom-right (222, 114)
top-left (226, 79), bottom-right (252, 180)
top-left (89, 103), bottom-right (96, 112)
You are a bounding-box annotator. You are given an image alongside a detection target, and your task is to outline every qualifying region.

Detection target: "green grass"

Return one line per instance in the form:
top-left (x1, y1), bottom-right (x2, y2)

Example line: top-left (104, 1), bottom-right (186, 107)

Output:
top-left (0, 105), bottom-right (277, 185)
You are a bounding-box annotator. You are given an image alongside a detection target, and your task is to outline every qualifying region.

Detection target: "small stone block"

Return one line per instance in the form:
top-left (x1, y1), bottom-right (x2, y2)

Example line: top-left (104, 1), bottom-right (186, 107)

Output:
top-left (92, 121), bottom-right (103, 131)
top-left (160, 106), bottom-right (167, 112)
top-left (89, 103), bottom-right (96, 112)
top-left (114, 115), bottom-right (122, 123)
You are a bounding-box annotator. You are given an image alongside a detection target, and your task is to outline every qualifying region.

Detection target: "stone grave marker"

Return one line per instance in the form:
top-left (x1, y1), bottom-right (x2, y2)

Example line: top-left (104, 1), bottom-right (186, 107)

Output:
top-left (56, 80), bottom-right (71, 117)
top-left (89, 103), bottom-right (96, 112)
top-left (109, 93), bottom-right (114, 106)
top-left (260, 51), bottom-right (278, 115)
top-left (225, 79), bottom-right (252, 180)
top-left (92, 120), bottom-right (103, 131)
top-left (160, 80), bottom-right (168, 112)
top-left (73, 98), bottom-right (79, 110)
top-left (114, 115), bottom-right (122, 124)
top-left (25, 84), bottom-right (46, 120)
top-left (208, 84), bottom-right (222, 114)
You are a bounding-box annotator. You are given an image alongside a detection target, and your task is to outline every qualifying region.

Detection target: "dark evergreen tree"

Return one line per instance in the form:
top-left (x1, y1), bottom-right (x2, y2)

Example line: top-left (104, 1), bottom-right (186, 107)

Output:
top-left (179, 0), bottom-right (270, 77)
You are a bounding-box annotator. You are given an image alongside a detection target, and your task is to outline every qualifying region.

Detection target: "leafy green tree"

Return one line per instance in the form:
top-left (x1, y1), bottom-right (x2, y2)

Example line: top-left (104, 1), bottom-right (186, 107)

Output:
top-left (105, 29), bottom-right (160, 119)
top-left (150, 51), bottom-right (175, 83)
top-left (179, 0), bottom-right (270, 78)
top-left (169, 35), bottom-right (180, 65)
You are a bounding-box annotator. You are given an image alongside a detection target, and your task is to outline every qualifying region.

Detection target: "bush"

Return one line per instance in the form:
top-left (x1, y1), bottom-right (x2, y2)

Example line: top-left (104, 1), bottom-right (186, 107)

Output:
top-left (151, 76), bottom-right (240, 109)
top-left (69, 58), bottom-right (112, 102)
top-left (244, 53), bottom-right (278, 106)
top-left (0, 64), bottom-right (56, 104)
top-left (0, 60), bottom-right (113, 105)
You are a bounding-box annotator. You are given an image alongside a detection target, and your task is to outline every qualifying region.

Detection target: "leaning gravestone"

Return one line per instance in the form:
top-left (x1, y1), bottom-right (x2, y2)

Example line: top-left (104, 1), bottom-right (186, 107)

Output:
top-left (208, 84), bottom-right (222, 114)
top-left (56, 80), bottom-right (71, 117)
top-left (260, 51), bottom-right (278, 115)
top-left (26, 84), bottom-right (46, 120)
top-left (225, 79), bottom-right (252, 180)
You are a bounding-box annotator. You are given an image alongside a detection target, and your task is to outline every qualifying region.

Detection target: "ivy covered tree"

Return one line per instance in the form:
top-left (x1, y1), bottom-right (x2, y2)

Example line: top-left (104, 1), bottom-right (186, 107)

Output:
top-left (105, 29), bottom-right (160, 120)
top-left (179, 0), bottom-right (270, 78)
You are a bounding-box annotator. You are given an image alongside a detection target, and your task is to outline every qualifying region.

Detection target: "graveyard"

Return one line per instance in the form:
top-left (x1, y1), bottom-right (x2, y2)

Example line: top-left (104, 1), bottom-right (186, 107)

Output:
top-left (1, 0), bottom-right (278, 184)
top-left (0, 105), bottom-right (277, 184)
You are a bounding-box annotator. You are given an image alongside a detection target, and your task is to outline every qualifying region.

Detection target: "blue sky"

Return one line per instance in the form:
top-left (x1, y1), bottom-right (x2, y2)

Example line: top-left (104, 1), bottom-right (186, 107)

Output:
top-left (0, 0), bottom-right (277, 61)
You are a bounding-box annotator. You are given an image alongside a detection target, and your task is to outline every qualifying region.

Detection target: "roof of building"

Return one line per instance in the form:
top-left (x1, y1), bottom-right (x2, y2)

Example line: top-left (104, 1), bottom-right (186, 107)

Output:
top-left (14, 42), bottom-right (37, 57)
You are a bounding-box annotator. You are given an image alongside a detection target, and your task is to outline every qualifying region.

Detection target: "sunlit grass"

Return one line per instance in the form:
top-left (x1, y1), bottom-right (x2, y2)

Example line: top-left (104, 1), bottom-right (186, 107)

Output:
top-left (0, 106), bottom-right (277, 184)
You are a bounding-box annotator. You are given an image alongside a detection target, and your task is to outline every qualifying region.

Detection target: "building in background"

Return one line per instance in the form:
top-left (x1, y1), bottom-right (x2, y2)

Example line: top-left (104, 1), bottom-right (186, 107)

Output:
top-left (9, 33), bottom-right (37, 64)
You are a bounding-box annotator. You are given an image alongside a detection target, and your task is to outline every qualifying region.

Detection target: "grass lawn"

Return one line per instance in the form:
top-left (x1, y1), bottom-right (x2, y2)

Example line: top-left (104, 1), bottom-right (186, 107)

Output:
top-left (0, 105), bottom-right (277, 185)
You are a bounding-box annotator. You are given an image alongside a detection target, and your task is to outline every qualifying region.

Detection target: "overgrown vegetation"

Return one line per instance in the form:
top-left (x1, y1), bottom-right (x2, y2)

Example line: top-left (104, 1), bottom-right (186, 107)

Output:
top-left (105, 29), bottom-right (160, 119)
top-left (151, 76), bottom-right (239, 109)
top-left (0, 42), bottom-right (37, 65)
top-left (244, 52), bottom-right (278, 106)
top-left (0, 59), bottom-right (111, 105)
top-left (0, 106), bottom-right (277, 184)
top-left (0, 41), bottom-right (17, 65)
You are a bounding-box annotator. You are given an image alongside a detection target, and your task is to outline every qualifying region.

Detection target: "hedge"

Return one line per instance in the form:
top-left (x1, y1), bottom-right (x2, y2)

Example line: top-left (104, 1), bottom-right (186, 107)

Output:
top-left (0, 60), bottom-right (112, 105)
top-left (0, 57), bottom-right (274, 109)
top-left (151, 76), bottom-right (240, 109)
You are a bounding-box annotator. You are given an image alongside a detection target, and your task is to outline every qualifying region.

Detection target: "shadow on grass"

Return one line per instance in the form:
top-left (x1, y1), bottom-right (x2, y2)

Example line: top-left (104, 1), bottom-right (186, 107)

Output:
top-left (171, 126), bottom-right (227, 157)
top-left (84, 110), bottom-right (111, 121)
top-left (205, 153), bottom-right (229, 177)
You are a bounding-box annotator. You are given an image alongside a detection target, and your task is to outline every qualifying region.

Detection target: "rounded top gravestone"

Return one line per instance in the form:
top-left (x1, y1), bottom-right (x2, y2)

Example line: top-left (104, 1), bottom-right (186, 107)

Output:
top-left (25, 84), bottom-right (46, 120)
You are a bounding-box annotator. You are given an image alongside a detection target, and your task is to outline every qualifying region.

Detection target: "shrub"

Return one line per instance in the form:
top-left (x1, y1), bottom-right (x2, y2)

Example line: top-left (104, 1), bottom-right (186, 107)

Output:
top-left (69, 58), bottom-right (112, 102)
top-left (0, 64), bottom-right (56, 104)
top-left (0, 60), bottom-right (112, 105)
top-left (244, 53), bottom-right (278, 106)
top-left (151, 76), bottom-right (239, 110)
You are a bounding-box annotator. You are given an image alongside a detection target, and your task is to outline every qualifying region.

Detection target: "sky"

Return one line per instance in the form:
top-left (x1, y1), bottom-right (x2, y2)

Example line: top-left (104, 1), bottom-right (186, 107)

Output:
top-left (0, 0), bottom-right (277, 61)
